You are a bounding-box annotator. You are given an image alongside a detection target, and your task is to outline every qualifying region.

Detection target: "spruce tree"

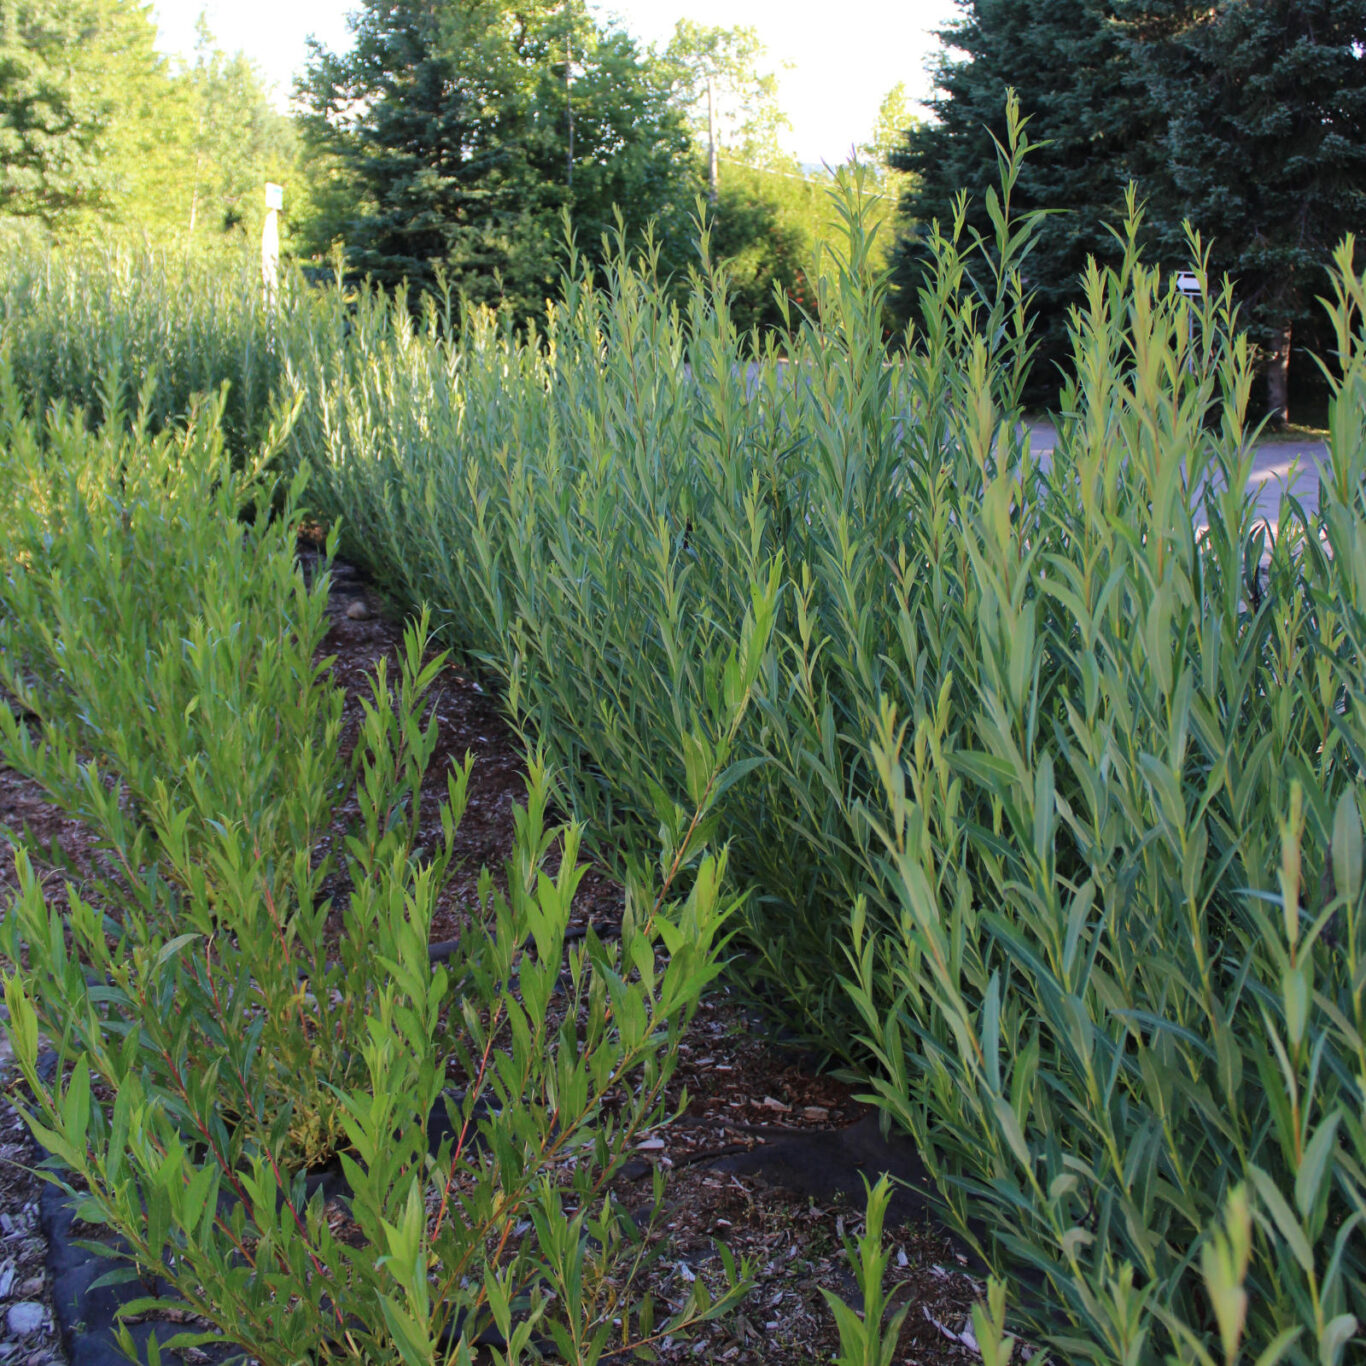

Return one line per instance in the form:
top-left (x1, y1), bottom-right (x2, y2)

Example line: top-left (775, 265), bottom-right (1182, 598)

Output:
top-left (888, 0), bottom-right (1158, 379)
top-left (890, 0), bottom-right (1366, 420)
top-left (1127, 0), bottom-right (1366, 423)
top-left (299, 0), bottom-right (696, 315)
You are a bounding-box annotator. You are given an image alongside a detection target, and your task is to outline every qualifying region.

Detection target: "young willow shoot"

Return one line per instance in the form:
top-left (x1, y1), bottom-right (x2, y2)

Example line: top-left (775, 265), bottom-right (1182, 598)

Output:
top-left (0, 381), bottom-right (753, 1363)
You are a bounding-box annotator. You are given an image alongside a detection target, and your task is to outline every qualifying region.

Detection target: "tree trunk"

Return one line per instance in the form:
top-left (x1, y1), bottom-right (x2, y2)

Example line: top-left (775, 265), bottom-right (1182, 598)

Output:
top-left (1266, 322), bottom-right (1292, 427)
top-left (707, 74), bottom-right (718, 204)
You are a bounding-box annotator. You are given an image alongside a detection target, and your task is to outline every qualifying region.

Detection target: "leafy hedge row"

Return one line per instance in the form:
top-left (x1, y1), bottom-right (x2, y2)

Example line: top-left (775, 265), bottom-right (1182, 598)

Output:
top-left (282, 142), bottom-right (1366, 1362)
top-left (0, 372), bottom-right (749, 1362)
top-left (0, 247), bottom-right (334, 453)
top-left (4, 111), bottom-right (1365, 1363)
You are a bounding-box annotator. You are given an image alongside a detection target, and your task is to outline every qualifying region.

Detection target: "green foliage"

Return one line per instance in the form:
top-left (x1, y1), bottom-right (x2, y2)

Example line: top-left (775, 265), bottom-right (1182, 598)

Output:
top-left (298, 0), bottom-right (697, 316)
top-left (0, 385), bottom-right (374, 1167)
top-left (279, 199), bottom-right (855, 1009)
top-left (282, 153), bottom-right (1027, 1046)
top-left (856, 83), bottom-right (919, 291)
top-left (0, 377), bottom-right (751, 1360)
top-left (0, 0), bottom-right (144, 228)
top-left (827, 1178), bottom-right (1026, 1365)
top-left (698, 83), bottom-right (910, 338)
top-left (177, 20), bottom-right (305, 255)
top-left (823, 1175), bottom-right (912, 1366)
top-left (890, 1), bottom-right (1155, 381)
top-left (5, 111), bottom-right (1366, 1362)
top-left (0, 1), bottom-right (310, 250)
top-left (661, 20), bottom-right (790, 184)
top-left (1123, 0), bottom-right (1366, 421)
top-left (0, 246), bottom-right (334, 449)
top-left (706, 160), bottom-right (815, 334)
top-left (284, 135), bottom-right (1366, 1359)
top-left (891, 2), bottom-right (1366, 417)
top-left (859, 83), bottom-right (917, 177)
top-left (841, 212), bottom-right (1366, 1362)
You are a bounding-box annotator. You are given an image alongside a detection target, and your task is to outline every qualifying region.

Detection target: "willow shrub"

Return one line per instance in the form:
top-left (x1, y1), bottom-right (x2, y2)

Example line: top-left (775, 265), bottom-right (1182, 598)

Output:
top-left (0, 379), bottom-right (750, 1362)
top-left (5, 102), bottom-right (1366, 1360)
top-left (283, 137), bottom-right (1039, 1043)
top-left (285, 120), bottom-right (1366, 1362)
top-left (0, 245), bottom-right (338, 451)
top-left (839, 234), bottom-right (1366, 1364)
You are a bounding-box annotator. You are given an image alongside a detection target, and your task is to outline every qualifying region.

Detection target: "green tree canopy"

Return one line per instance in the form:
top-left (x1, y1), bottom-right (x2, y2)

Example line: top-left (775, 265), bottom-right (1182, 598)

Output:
top-left (889, 0), bottom-right (1366, 418)
top-left (1125, 0), bottom-right (1366, 421)
top-left (889, 0), bottom-right (1156, 382)
top-left (181, 18), bottom-right (301, 252)
top-left (299, 0), bottom-right (697, 316)
top-left (661, 21), bottom-right (791, 202)
top-left (860, 82), bottom-right (917, 179)
top-left (706, 160), bottom-right (818, 335)
top-left (0, 1), bottom-right (302, 251)
top-left (0, 0), bottom-right (155, 231)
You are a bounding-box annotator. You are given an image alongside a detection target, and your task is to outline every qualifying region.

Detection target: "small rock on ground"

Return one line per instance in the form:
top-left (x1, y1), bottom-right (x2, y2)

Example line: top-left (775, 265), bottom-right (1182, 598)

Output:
top-left (5, 1301), bottom-right (44, 1336)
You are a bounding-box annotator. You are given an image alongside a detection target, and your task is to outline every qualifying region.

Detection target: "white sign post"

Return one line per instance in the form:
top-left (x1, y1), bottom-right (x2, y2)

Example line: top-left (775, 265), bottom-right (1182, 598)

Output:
top-left (262, 182), bottom-right (283, 311)
top-left (1174, 271), bottom-right (1203, 376)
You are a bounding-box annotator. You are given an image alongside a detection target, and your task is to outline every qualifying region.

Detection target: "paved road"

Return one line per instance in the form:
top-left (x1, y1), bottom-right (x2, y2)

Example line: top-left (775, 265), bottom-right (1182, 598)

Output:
top-left (733, 365), bottom-right (1332, 525)
top-left (1023, 420), bottom-right (1331, 525)
top-left (736, 367), bottom-right (1331, 525)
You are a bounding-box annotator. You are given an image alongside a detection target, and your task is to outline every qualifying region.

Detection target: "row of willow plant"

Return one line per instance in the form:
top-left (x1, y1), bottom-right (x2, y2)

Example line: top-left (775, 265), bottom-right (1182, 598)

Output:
top-left (278, 112), bottom-right (1042, 1049)
top-left (2, 95), bottom-right (1363, 1363)
top-left (0, 245), bottom-right (342, 454)
top-left (0, 368), bottom-right (753, 1362)
top-left (278, 106), bottom-right (1366, 1362)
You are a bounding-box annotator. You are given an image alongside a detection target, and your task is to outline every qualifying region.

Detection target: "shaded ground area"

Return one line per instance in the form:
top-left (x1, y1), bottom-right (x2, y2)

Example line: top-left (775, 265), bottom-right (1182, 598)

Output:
top-left (0, 551), bottom-right (1003, 1366)
top-left (0, 1108), bottom-right (58, 1366)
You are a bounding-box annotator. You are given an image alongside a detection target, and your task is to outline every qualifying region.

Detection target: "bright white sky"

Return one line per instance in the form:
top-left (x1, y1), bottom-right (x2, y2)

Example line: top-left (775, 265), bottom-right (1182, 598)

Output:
top-left (150, 0), bottom-right (960, 165)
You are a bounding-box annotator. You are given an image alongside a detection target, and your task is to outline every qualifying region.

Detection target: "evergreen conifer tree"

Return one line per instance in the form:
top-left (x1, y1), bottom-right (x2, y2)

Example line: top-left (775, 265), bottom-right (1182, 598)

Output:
top-left (890, 0), bottom-right (1366, 419)
top-left (299, 0), bottom-right (696, 315)
top-left (1127, 0), bottom-right (1366, 422)
top-left (888, 0), bottom-right (1157, 377)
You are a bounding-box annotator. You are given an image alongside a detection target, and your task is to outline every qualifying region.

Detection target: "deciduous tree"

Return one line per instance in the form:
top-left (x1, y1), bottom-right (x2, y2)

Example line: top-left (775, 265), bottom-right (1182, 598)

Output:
top-left (0, 1), bottom-right (297, 251)
top-left (182, 18), bottom-right (300, 251)
top-left (662, 21), bottom-right (790, 202)
top-left (0, 0), bottom-right (154, 231)
top-left (860, 82), bottom-right (916, 184)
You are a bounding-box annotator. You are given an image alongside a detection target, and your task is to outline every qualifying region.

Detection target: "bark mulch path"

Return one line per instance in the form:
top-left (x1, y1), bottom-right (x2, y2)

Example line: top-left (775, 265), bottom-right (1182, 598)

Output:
top-left (0, 552), bottom-right (1006, 1366)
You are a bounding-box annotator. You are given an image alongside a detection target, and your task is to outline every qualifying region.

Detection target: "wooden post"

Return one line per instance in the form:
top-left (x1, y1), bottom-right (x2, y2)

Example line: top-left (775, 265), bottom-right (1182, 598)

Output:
top-left (707, 73), bottom-right (718, 204)
top-left (262, 182), bottom-right (282, 312)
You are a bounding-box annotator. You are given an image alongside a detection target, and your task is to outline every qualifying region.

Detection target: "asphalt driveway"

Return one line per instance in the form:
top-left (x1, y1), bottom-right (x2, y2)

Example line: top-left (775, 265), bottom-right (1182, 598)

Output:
top-left (1022, 420), bottom-right (1331, 524)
